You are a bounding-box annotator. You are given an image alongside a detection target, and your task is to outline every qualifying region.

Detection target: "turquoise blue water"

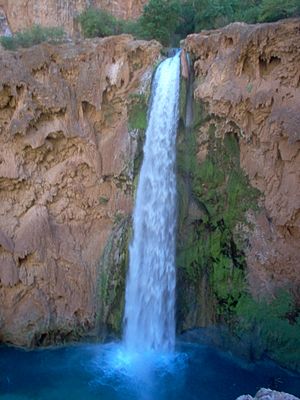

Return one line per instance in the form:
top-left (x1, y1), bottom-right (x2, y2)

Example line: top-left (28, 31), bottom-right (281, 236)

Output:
top-left (1, 340), bottom-right (299, 400)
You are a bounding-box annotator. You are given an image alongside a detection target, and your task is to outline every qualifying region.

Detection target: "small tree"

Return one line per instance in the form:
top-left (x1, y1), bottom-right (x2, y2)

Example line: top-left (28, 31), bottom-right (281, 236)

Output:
top-left (193, 0), bottom-right (237, 31)
top-left (259, 0), bottom-right (300, 22)
top-left (176, 1), bottom-right (197, 38)
top-left (77, 8), bottom-right (119, 38)
top-left (138, 0), bottom-right (181, 46)
top-left (0, 25), bottom-right (65, 50)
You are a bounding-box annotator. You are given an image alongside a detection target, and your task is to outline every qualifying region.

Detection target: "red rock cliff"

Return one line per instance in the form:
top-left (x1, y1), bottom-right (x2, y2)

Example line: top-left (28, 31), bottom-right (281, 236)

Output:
top-left (0, 0), bottom-right (148, 36)
top-left (0, 35), bottom-right (160, 346)
top-left (184, 19), bottom-right (300, 299)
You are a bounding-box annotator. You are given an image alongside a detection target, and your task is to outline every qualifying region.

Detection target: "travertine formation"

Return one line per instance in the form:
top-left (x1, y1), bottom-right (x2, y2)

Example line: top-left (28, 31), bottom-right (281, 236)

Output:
top-left (185, 19), bottom-right (300, 299)
top-left (0, 35), bottom-right (160, 346)
top-left (0, 0), bottom-right (148, 36)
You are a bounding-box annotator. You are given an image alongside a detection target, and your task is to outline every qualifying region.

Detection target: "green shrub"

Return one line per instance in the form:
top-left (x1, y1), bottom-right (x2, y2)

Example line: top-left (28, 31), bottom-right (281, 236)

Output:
top-left (195, 0), bottom-right (236, 30)
top-left (77, 2), bottom-right (181, 46)
top-left (175, 0), bottom-right (300, 37)
top-left (138, 0), bottom-right (181, 46)
top-left (176, 1), bottom-right (197, 37)
top-left (0, 25), bottom-right (65, 50)
top-left (128, 93), bottom-right (148, 131)
top-left (77, 8), bottom-right (120, 38)
top-left (233, 0), bottom-right (261, 23)
top-left (0, 36), bottom-right (17, 50)
top-left (76, 0), bottom-right (300, 47)
top-left (121, 19), bottom-right (144, 38)
top-left (258, 0), bottom-right (300, 21)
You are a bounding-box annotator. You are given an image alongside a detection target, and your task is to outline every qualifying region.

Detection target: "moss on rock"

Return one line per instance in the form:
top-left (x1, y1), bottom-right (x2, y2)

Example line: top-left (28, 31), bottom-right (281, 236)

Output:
top-left (177, 106), bottom-right (260, 324)
top-left (236, 291), bottom-right (300, 371)
top-left (176, 95), bottom-right (300, 371)
top-left (128, 93), bottom-right (148, 132)
top-left (97, 217), bottom-right (132, 338)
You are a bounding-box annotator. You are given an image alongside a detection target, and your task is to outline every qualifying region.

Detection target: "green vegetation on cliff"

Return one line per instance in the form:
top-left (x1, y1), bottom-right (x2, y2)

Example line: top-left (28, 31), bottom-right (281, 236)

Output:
top-left (177, 116), bottom-right (259, 322)
top-left (77, 1), bottom-right (181, 46)
top-left (97, 217), bottom-right (131, 336)
top-left (76, 0), bottom-right (300, 47)
top-left (0, 25), bottom-right (65, 50)
top-left (0, 0), bottom-right (298, 50)
top-left (77, 8), bottom-right (124, 38)
top-left (128, 93), bottom-right (148, 132)
top-left (137, 0), bottom-right (181, 46)
top-left (128, 91), bottom-right (150, 183)
top-left (237, 291), bottom-right (300, 370)
top-left (178, 0), bottom-right (300, 33)
top-left (176, 90), bottom-right (300, 370)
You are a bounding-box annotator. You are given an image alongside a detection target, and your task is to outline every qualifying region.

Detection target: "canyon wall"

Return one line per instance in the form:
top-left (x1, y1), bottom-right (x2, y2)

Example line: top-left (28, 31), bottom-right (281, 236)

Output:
top-left (184, 18), bottom-right (300, 300)
top-left (0, 0), bottom-right (148, 36)
top-left (0, 8), bottom-right (299, 371)
top-left (94, 0), bottom-right (148, 20)
top-left (178, 19), bottom-right (300, 370)
top-left (0, 35), bottom-right (160, 346)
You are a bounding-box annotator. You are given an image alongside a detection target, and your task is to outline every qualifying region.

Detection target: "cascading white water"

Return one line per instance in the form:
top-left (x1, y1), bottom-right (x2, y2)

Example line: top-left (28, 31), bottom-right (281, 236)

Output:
top-left (124, 51), bottom-right (181, 353)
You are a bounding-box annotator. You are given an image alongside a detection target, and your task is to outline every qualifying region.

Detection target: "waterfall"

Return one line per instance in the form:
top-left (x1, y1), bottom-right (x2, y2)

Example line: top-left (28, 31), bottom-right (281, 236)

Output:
top-left (124, 51), bottom-right (181, 352)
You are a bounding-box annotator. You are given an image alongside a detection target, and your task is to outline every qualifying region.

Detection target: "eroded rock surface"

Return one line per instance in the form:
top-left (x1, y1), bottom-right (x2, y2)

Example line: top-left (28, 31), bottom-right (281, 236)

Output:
top-left (95, 0), bottom-right (148, 20)
top-left (0, 35), bottom-right (160, 346)
top-left (0, 6), bottom-right (10, 36)
top-left (184, 19), bottom-right (300, 299)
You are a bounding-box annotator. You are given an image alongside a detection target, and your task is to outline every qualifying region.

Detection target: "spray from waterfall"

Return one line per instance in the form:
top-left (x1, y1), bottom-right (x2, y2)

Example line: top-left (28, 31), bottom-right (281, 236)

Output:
top-left (124, 51), bottom-right (181, 352)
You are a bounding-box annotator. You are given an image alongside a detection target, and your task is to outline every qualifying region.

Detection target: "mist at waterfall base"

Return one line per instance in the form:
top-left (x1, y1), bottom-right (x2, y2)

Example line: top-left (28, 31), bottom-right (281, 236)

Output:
top-left (1, 340), bottom-right (300, 400)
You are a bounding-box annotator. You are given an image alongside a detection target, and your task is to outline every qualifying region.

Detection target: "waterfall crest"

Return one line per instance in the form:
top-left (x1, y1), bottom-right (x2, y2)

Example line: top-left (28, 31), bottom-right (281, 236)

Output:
top-left (124, 52), bottom-right (181, 352)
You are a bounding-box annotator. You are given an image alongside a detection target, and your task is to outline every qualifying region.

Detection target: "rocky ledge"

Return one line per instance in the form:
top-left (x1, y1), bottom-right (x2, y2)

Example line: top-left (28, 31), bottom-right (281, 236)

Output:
top-left (237, 388), bottom-right (299, 400)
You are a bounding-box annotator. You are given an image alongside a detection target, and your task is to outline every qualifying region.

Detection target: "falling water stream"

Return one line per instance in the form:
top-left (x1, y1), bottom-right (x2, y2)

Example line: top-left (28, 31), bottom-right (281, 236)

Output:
top-left (124, 51), bottom-right (181, 353)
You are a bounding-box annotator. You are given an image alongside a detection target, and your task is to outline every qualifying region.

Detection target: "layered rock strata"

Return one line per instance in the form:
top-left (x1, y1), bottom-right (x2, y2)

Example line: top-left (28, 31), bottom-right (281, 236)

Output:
top-left (0, 35), bottom-right (160, 346)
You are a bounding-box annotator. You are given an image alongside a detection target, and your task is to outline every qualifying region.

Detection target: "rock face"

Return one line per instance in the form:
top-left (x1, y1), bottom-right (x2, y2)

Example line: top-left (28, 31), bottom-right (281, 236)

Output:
top-left (236, 388), bottom-right (300, 400)
top-left (177, 19), bottom-right (300, 371)
top-left (0, 0), bottom-right (148, 36)
top-left (0, 6), bottom-right (10, 36)
top-left (184, 19), bottom-right (300, 300)
top-left (95, 0), bottom-right (148, 20)
top-left (0, 35), bottom-right (160, 346)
